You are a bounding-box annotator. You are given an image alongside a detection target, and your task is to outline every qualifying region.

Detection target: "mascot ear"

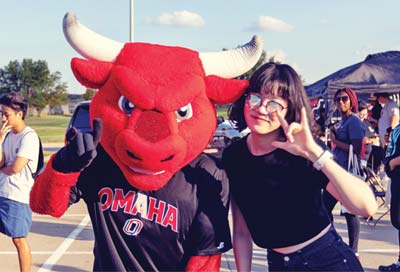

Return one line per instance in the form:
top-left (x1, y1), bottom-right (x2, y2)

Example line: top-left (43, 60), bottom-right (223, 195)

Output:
top-left (206, 75), bottom-right (249, 105)
top-left (71, 58), bottom-right (113, 89)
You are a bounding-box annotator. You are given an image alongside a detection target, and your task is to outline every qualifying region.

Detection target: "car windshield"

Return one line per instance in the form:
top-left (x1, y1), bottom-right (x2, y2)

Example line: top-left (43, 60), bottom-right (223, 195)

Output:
top-left (72, 106), bottom-right (91, 131)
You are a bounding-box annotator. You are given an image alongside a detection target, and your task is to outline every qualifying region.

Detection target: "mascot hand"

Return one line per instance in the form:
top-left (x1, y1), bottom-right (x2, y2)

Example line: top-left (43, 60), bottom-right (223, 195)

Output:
top-left (52, 118), bottom-right (103, 173)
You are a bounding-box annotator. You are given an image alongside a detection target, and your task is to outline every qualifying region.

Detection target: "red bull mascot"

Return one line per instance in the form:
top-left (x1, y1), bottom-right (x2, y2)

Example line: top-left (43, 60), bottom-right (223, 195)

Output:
top-left (30, 12), bottom-right (263, 271)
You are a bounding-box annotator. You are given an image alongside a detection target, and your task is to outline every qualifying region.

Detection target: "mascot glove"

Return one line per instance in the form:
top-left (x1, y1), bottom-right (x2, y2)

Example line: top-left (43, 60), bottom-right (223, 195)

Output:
top-left (52, 118), bottom-right (103, 173)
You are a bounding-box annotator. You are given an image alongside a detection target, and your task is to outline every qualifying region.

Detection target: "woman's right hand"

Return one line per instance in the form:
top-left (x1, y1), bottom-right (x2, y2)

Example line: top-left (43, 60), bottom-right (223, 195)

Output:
top-left (0, 120), bottom-right (12, 143)
top-left (271, 107), bottom-right (323, 160)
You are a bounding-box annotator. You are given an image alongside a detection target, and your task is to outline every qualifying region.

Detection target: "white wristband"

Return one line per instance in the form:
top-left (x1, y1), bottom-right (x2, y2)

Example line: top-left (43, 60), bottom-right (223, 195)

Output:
top-left (313, 150), bottom-right (333, 170)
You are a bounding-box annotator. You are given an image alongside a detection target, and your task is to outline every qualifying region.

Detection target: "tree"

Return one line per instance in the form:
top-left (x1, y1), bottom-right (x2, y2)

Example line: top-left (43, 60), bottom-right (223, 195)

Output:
top-left (236, 50), bottom-right (268, 80)
top-left (0, 59), bottom-right (69, 116)
top-left (29, 91), bottom-right (47, 117)
top-left (83, 88), bottom-right (96, 100)
top-left (45, 72), bottom-right (69, 116)
top-left (0, 60), bottom-right (23, 93)
top-left (234, 50), bottom-right (306, 83)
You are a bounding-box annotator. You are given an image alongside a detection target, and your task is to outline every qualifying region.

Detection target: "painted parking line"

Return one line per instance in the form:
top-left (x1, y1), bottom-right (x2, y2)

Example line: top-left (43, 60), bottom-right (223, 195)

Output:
top-left (0, 247), bottom-right (397, 256)
top-left (32, 213), bottom-right (89, 218)
top-left (359, 249), bottom-right (399, 253)
top-left (0, 251), bottom-right (93, 255)
top-left (37, 214), bottom-right (91, 272)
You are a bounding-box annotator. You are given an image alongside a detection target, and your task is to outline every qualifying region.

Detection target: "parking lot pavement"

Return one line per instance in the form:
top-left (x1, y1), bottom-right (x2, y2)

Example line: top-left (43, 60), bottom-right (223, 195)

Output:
top-left (0, 203), bottom-right (396, 271)
top-left (0, 201), bottom-right (94, 272)
top-left (221, 206), bottom-right (398, 272)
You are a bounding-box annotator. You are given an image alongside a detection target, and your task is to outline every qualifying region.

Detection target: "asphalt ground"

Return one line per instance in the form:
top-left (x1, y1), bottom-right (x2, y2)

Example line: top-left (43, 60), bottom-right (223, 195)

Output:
top-left (0, 198), bottom-right (396, 271)
top-left (0, 145), bottom-right (396, 271)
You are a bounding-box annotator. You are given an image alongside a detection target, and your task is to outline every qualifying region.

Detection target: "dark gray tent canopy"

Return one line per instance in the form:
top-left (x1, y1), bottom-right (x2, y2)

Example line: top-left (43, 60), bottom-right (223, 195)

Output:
top-left (305, 51), bottom-right (400, 100)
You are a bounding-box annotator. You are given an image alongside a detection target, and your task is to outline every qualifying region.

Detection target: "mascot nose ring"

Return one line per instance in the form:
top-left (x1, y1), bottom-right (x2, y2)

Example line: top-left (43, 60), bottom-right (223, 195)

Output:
top-left (135, 111), bottom-right (170, 142)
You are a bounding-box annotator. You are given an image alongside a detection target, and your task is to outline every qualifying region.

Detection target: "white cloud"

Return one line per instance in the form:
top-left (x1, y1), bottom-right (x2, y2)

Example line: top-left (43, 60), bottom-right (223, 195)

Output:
top-left (145, 10), bottom-right (205, 27)
top-left (265, 49), bottom-right (302, 78)
top-left (355, 45), bottom-right (376, 58)
top-left (268, 49), bottom-right (287, 63)
top-left (247, 16), bottom-right (294, 32)
top-left (356, 45), bottom-right (400, 58)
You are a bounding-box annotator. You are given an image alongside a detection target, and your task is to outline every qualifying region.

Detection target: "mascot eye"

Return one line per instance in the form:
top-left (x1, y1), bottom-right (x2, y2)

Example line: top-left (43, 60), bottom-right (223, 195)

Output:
top-left (118, 96), bottom-right (135, 115)
top-left (175, 103), bottom-right (193, 122)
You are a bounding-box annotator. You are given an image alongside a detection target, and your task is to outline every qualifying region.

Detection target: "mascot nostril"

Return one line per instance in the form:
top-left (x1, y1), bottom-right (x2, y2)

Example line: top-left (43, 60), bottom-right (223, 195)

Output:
top-left (135, 111), bottom-right (170, 142)
top-left (127, 150), bottom-right (141, 161)
top-left (30, 11), bottom-right (264, 272)
top-left (161, 155), bottom-right (174, 162)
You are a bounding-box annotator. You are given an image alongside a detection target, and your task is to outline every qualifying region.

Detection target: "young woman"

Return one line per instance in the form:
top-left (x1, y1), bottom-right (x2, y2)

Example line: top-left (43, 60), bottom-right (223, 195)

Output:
top-left (222, 63), bottom-right (377, 271)
top-left (326, 88), bottom-right (365, 258)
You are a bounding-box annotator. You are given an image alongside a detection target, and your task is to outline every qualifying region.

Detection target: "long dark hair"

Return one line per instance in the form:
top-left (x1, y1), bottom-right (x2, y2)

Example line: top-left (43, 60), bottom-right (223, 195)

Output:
top-left (228, 62), bottom-right (317, 135)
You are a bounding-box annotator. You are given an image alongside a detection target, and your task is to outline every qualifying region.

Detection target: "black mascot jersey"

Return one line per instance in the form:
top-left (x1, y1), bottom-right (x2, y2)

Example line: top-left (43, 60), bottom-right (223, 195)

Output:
top-left (69, 146), bottom-right (232, 271)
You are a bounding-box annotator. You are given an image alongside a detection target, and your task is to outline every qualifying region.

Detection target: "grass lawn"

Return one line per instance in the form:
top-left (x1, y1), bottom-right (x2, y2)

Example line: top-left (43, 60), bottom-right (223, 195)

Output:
top-left (216, 105), bottom-right (229, 118)
top-left (25, 115), bottom-right (71, 144)
top-left (23, 106), bottom-right (231, 144)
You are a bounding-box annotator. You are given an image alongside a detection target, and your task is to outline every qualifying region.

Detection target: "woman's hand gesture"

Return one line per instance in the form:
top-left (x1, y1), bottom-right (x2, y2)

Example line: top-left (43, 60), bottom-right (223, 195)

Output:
top-left (0, 120), bottom-right (12, 143)
top-left (271, 107), bottom-right (321, 159)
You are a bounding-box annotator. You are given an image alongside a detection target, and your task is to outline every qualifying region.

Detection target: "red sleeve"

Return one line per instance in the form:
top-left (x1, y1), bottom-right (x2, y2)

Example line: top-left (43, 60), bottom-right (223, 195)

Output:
top-left (30, 154), bottom-right (80, 218)
top-left (185, 255), bottom-right (221, 272)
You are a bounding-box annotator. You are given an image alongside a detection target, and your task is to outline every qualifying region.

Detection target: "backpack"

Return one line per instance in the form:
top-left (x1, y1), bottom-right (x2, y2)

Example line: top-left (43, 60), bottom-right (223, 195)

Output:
top-left (29, 136), bottom-right (44, 179)
top-left (13, 131), bottom-right (44, 179)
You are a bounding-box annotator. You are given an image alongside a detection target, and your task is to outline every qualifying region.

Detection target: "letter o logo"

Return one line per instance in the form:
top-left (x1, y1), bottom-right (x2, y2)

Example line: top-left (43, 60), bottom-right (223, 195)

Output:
top-left (123, 219), bottom-right (144, 236)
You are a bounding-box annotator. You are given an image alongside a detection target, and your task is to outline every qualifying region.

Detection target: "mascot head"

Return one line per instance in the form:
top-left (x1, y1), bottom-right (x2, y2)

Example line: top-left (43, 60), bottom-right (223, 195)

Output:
top-left (63, 12), bottom-right (263, 190)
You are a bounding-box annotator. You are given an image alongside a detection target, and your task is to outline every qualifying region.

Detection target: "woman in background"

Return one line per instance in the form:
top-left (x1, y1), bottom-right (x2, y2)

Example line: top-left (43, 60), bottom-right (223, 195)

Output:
top-left (326, 88), bottom-right (365, 259)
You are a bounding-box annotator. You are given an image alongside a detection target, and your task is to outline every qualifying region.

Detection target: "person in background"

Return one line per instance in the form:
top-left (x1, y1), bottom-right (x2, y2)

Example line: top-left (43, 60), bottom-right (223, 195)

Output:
top-left (223, 62), bottom-right (377, 271)
top-left (376, 92), bottom-right (399, 150)
top-left (368, 95), bottom-right (385, 172)
top-left (326, 87), bottom-right (365, 259)
top-left (358, 101), bottom-right (380, 164)
top-left (379, 123), bottom-right (400, 271)
top-left (0, 92), bottom-right (39, 272)
top-left (316, 107), bottom-right (326, 136)
top-left (369, 94), bottom-right (382, 134)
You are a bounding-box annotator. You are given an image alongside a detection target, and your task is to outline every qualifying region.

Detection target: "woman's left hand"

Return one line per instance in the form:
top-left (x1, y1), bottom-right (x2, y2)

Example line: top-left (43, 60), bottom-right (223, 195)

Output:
top-left (271, 107), bottom-right (321, 159)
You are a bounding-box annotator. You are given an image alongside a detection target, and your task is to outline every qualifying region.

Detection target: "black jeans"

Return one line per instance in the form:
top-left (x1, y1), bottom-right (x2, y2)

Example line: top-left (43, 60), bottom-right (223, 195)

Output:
top-left (390, 177), bottom-right (400, 230)
top-left (267, 226), bottom-right (363, 271)
top-left (322, 191), bottom-right (360, 253)
top-left (389, 176), bottom-right (400, 257)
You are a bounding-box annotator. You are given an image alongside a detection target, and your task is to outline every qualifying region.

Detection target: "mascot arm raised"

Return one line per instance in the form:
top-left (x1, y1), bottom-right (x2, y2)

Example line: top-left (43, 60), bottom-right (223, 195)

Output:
top-left (186, 255), bottom-right (221, 271)
top-left (30, 119), bottom-right (103, 217)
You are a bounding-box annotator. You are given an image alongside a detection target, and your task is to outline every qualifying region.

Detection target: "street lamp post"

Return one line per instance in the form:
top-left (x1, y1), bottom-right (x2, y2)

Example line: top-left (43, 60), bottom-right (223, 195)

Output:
top-left (130, 0), bottom-right (134, 42)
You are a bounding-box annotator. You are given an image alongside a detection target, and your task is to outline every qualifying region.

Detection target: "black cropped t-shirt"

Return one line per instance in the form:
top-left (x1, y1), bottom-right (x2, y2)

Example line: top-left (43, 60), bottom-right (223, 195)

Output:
top-left (222, 137), bottom-right (330, 249)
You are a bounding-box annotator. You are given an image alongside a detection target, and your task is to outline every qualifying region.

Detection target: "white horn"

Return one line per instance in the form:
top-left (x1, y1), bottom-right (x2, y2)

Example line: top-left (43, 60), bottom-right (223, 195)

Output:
top-left (63, 12), bottom-right (124, 61)
top-left (199, 35), bottom-right (264, 78)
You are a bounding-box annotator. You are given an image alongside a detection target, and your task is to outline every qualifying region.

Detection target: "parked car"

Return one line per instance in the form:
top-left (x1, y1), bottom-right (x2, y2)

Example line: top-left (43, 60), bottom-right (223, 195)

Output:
top-left (209, 116), bottom-right (242, 148)
top-left (67, 100), bottom-right (91, 133)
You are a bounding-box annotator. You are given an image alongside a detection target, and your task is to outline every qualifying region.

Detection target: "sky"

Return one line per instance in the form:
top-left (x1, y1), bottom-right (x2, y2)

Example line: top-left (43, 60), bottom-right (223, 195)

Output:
top-left (1, 0), bottom-right (400, 94)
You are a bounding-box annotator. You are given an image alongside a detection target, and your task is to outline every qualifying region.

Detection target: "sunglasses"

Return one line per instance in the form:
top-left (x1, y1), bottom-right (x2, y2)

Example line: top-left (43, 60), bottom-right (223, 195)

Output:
top-left (245, 93), bottom-right (287, 112)
top-left (335, 96), bottom-right (350, 103)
